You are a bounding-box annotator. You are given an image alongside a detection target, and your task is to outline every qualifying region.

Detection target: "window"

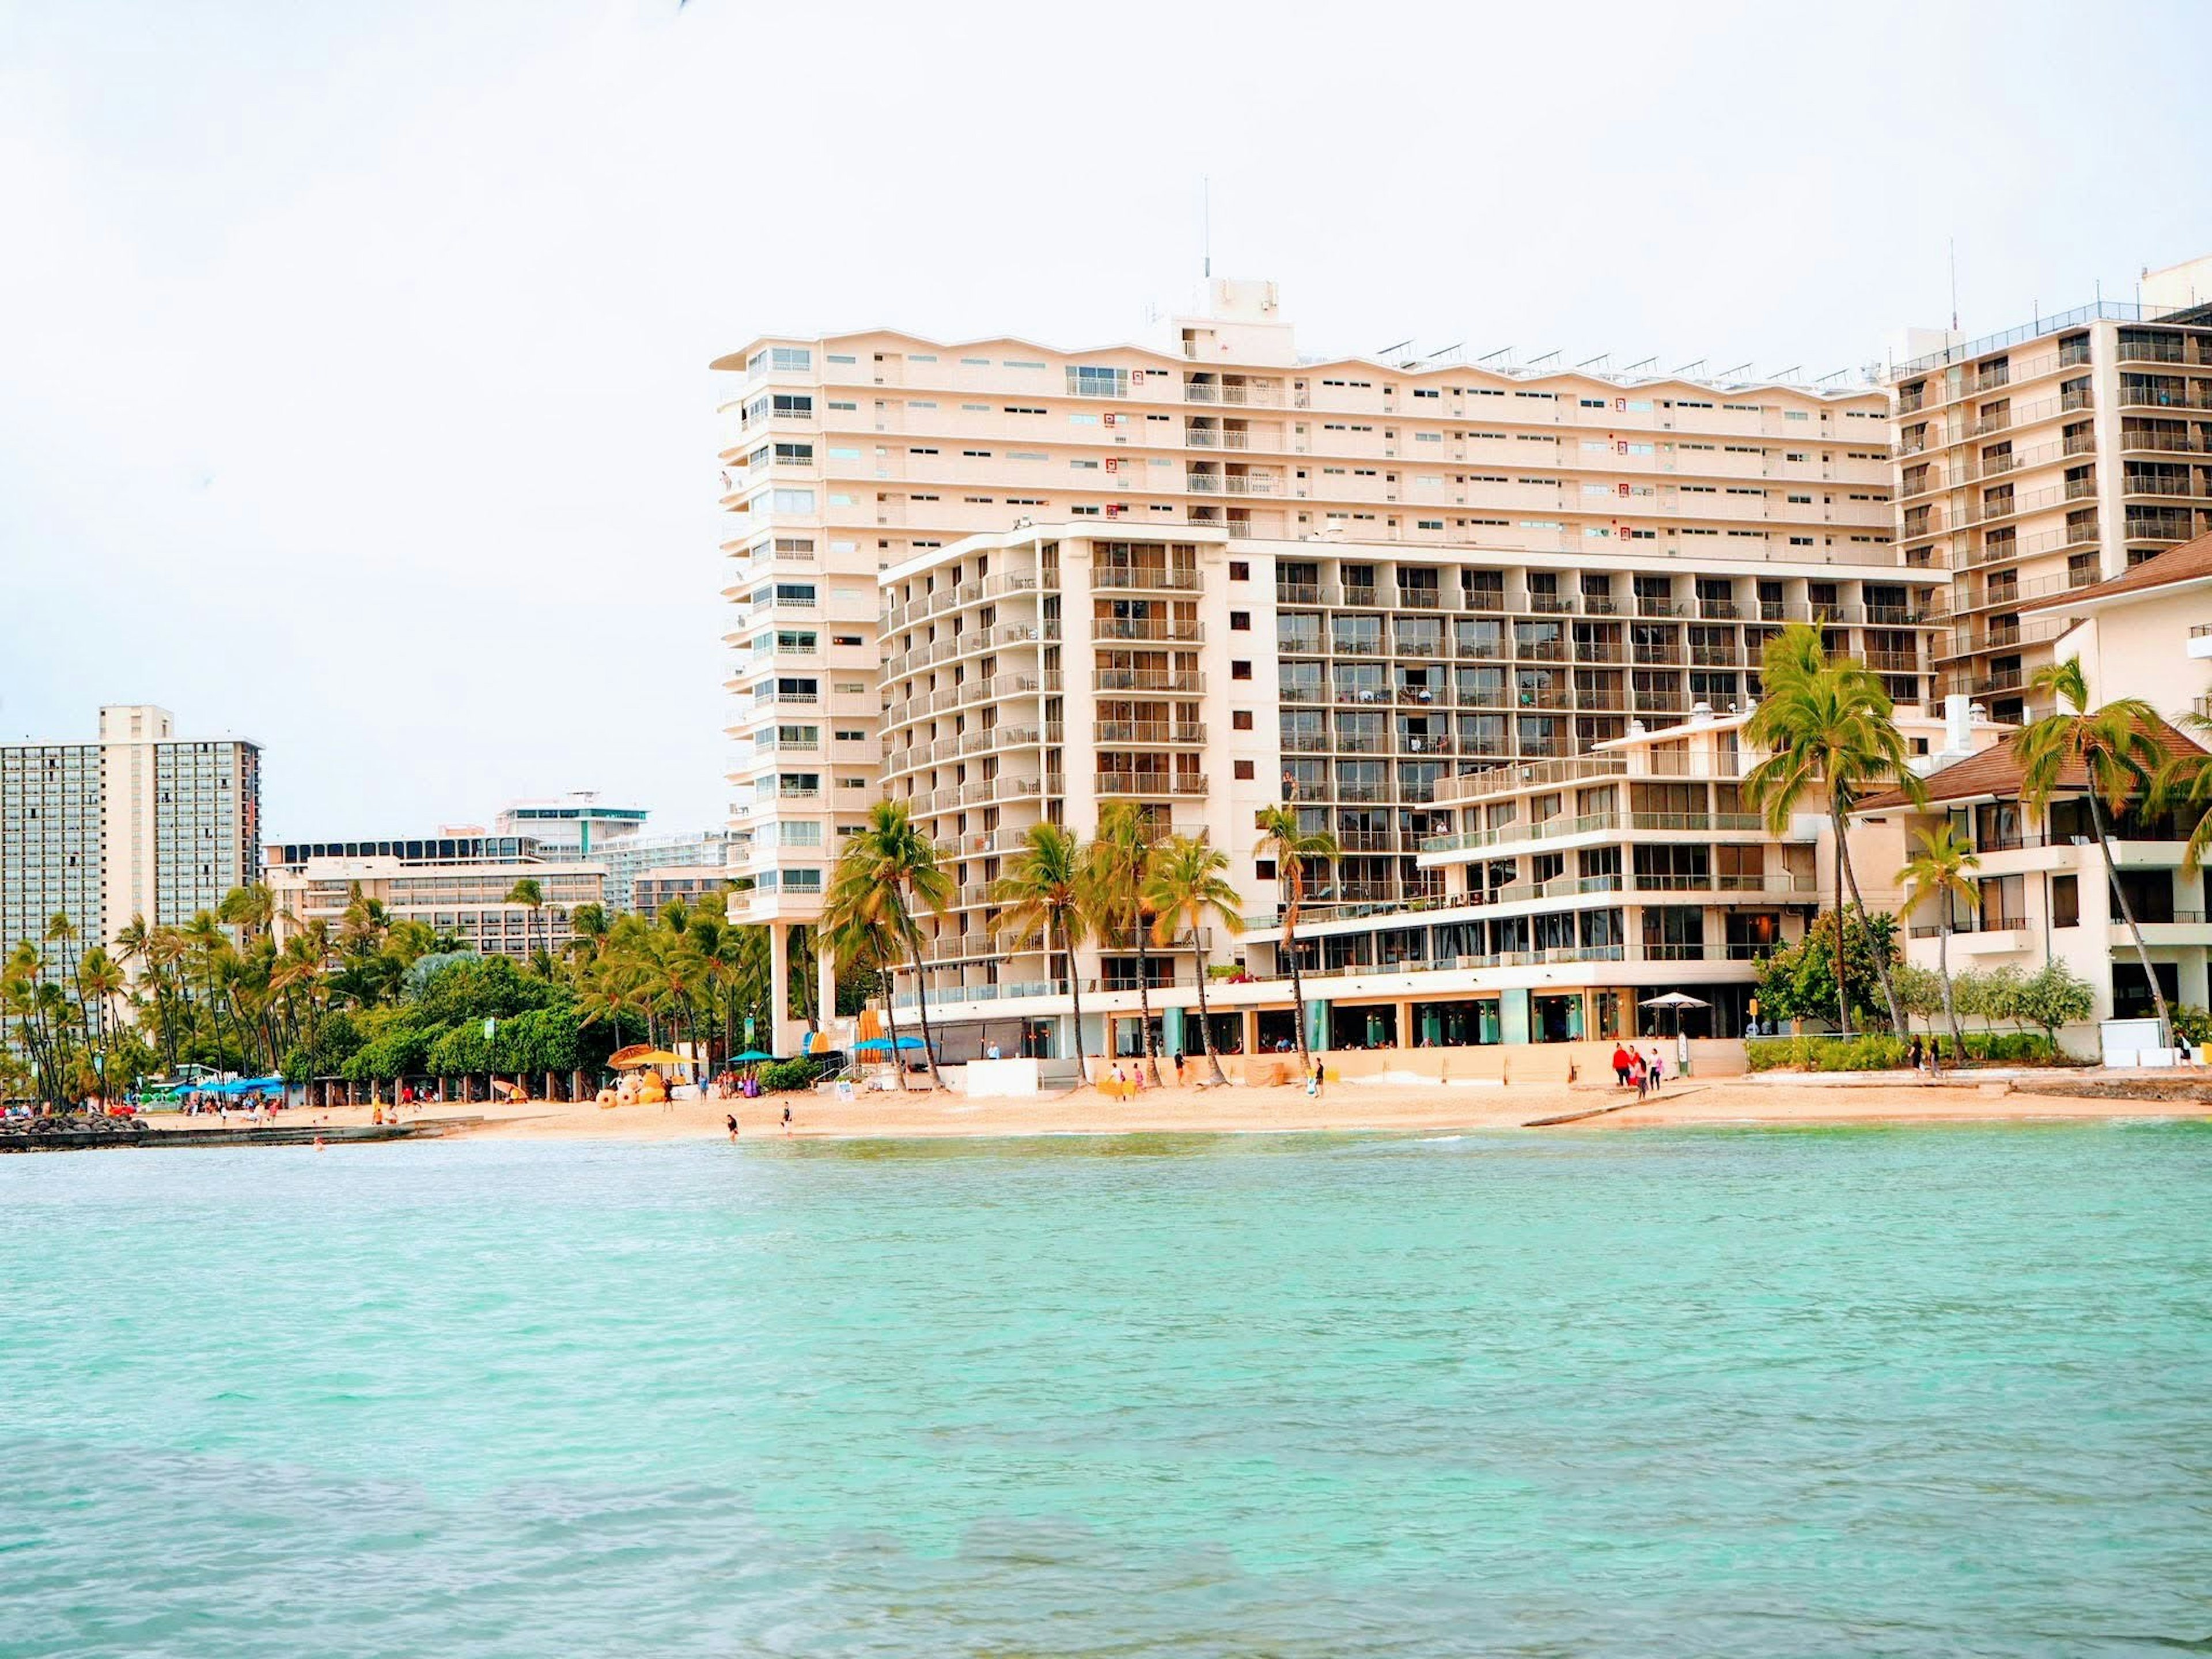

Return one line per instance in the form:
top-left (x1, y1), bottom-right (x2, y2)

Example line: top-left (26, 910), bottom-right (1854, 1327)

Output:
top-left (1232, 710), bottom-right (1254, 731)
top-left (1234, 760), bottom-right (1255, 780)
top-left (2051, 874), bottom-right (2080, 929)
top-left (1232, 660), bottom-right (1253, 680)
top-left (770, 346), bottom-right (811, 372)
top-left (1229, 560), bottom-right (1249, 581)
top-left (1230, 611), bottom-right (1251, 631)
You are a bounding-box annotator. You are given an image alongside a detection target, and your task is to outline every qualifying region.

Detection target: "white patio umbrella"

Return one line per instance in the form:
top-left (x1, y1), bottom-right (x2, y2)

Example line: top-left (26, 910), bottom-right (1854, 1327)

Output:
top-left (1638, 990), bottom-right (1710, 1039)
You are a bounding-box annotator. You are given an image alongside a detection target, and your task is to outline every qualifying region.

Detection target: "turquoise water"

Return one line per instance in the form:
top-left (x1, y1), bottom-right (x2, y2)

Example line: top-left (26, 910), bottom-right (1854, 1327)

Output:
top-left (3, 1126), bottom-right (2209, 1656)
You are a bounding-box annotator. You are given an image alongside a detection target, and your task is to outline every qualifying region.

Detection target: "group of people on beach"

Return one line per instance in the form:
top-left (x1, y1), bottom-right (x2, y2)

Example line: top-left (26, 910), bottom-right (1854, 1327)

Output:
top-left (1610, 1043), bottom-right (1669, 1100)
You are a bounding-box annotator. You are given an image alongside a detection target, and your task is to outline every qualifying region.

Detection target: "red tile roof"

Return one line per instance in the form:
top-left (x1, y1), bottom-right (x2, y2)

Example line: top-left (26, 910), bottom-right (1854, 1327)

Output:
top-left (2020, 529), bottom-right (2212, 612)
top-left (1856, 713), bottom-right (2208, 811)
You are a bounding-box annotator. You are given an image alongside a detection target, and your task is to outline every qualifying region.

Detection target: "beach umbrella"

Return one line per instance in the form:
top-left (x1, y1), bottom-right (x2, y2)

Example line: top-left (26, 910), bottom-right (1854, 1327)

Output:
top-left (1638, 990), bottom-right (1709, 1039)
top-left (733, 1049), bottom-right (775, 1063)
top-left (610, 1047), bottom-right (686, 1069)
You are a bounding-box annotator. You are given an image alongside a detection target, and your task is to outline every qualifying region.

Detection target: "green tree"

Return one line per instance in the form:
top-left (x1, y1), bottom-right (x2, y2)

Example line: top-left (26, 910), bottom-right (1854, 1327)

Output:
top-left (990, 823), bottom-right (1094, 1079)
top-left (505, 878), bottom-right (547, 972)
top-left (1897, 823), bottom-right (1979, 1063)
top-left (1752, 907), bottom-right (1901, 1031)
top-left (1252, 804), bottom-right (1340, 1073)
top-left (1744, 622), bottom-right (1925, 1035)
top-left (1085, 801), bottom-right (1166, 1085)
top-left (2012, 959), bottom-right (2094, 1056)
top-left (2016, 656), bottom-right (2174, 1050)
top-left (824, 801), bottom-right (953, 1090)
top-left (1143, 833), bottom-right (1245, 1088)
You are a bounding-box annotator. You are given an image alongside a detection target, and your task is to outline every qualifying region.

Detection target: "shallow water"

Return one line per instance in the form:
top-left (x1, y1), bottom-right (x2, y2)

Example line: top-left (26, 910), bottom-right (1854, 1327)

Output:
top-left (3, 1124), bottom-right (2209, 1656)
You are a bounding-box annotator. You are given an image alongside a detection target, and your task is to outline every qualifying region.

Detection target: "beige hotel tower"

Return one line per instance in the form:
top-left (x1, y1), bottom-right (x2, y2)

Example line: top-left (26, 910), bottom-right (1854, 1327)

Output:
top-left (714, 281), bottom-right (1913, 1052)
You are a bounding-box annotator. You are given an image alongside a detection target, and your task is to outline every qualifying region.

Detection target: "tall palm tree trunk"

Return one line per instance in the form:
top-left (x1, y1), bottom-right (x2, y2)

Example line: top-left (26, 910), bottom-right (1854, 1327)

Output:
top-left (1133, 918), bottom-right (1162, 1086)
top-left (1191, 930), bottom-right (1228, 1086)
top-left (880, 975), bottom-right (910, 1093)
top-left (1283, 877), bottom-right (1312, 1071)
top-left (2089, 791), bottom-right (2175, 1049)
top-left (1062, 915), bottom-right (1089, 1086)
top-left (1834, 807), bottom-right (1907, 1035)
top-left (1827, 802), bottom-right (1853, 1034)
top-left (1938, 923), bottom-right (1965, 1064)
top-left (903, 937), bottom-right (946, 1090)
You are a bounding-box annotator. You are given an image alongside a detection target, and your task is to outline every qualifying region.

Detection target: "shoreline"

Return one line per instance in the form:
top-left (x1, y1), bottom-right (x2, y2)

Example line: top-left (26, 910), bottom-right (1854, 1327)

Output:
top-left (128, 1076), bottom-right (2212, 1147)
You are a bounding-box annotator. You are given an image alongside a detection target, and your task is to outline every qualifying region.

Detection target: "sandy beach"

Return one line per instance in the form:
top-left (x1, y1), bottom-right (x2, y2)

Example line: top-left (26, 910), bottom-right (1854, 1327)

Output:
top-left (187, 1073), bottom-right (2212, 1145)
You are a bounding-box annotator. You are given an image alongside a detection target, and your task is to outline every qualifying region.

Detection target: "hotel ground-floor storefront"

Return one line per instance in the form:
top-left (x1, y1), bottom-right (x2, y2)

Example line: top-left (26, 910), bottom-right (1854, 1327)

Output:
top-left (895, 962), bottom-right (1763, 1070)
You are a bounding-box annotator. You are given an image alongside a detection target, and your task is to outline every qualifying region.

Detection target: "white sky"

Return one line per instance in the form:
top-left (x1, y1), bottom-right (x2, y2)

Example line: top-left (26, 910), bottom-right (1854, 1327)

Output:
top-left (3, 0), bottom-right (2207, 838)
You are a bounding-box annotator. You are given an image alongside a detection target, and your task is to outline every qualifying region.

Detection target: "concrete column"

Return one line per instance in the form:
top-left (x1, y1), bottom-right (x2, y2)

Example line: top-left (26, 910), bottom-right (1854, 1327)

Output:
top-left (769, 922), bottom-right (791, 1055)
top-left (1394, 998), bottom-right (1413, 1048)
top-left (1306, 998), bottom-right (1329, 1054)
top-left (816, 930), bottom-right (837, 1043)
top-left (1162, 1004), bottom-right (1186, 1061)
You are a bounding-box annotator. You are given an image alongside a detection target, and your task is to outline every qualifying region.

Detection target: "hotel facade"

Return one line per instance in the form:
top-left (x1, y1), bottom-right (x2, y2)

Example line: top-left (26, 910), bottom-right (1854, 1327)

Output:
top-left (1888, 254), bottom-right (2212, 723)
top-left (868, 521), bottom-right (1953, 1064)
top-left (713, 281), bottom-right (1900, 1051)
top-left (0, 704), bottom-right (262, 975)
top-left (264, 834), bottom-right (604, 961)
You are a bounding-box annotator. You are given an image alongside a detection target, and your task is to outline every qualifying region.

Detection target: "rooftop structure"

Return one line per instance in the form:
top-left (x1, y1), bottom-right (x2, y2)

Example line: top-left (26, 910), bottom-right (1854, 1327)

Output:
top-left (265, 835), bottom-right (602, 962)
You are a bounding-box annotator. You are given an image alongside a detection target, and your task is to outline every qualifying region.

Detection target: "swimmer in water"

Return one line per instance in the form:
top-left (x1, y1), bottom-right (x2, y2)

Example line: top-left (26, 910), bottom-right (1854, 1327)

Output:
top-left (726, 1112), bottom-right (739, 1141)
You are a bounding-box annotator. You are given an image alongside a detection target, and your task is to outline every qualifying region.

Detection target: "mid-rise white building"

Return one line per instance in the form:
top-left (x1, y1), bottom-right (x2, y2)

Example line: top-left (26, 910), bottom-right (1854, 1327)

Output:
top-left (264, 834), bottom-right (602, 961)
top-left (867, 522), bottom-right (1949, 1065)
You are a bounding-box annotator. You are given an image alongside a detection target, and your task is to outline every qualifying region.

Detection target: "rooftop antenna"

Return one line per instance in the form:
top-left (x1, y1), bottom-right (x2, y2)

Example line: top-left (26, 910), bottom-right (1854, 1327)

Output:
top-left (1672, 357), bottom-right (1706, 377)
top-left (1948, 237), bottom-right (1959, 332)
top-left (1476, 345), bottom-right (1513, 366)
top-left (1202, 176), bottom-right (1210, 280)
top-left (1768, 364), bottom-right (1800, 382)
top-left (1815, 367), bottom-right (1850, 385)
top-left (1577, 352), bottom-right (1610, 370)
top-left (1375, 337), bottom-right (1414, 361)
top-left (1623, 355), bottom-right (1657, 373)
top-left (1718, 361), bottom-right (1752, 380)
top-left (1425, 341), bottom-right (1464, 361)
top-left (1527, 349), bottom-right (1560, 369)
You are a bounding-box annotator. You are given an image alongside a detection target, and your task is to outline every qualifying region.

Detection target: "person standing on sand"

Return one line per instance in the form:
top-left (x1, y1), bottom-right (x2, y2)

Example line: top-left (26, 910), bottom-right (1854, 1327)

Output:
top-left (1908, 1034), bottom-right (1924, 1074)
top-left (1173, 1049), bottom-right (1186, 1086)
top-left (782, 1104), bottom-right (793, 1134)
top-left (1612, 1042), bottom-right (1631, 1088)
top-left (1647, 1047), bottom-right (1664, 1091)
top-left (1311, 1058), bottom-right (1325, 1098)
top-left (1631, 1050), bottom-right (1647, 1101)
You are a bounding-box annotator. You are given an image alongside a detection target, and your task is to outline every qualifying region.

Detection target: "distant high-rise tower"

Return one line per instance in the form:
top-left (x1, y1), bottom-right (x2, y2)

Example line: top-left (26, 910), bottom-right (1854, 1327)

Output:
top-left (0, 704), bottom-right (262, 974)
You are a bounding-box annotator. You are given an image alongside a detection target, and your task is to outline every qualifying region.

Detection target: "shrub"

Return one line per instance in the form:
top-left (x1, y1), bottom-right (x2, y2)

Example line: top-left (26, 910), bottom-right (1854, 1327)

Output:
top-left (755, 1057), bottom-right (822, 1092)
top-left (1744, 1033), bottom-right (1907, 1073)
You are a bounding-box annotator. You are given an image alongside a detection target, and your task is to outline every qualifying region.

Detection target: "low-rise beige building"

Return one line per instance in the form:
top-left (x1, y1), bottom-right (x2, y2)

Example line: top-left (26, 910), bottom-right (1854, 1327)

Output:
top-left (1870, 533), bottom-right (2212, 1043)
top-left (265, 834), bottom-right (603, 960)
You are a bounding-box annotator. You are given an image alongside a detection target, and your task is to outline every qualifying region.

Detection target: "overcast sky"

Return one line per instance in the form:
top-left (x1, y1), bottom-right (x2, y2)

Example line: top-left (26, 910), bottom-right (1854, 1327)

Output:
top-left (3, 0), bottom-right (2207, 839)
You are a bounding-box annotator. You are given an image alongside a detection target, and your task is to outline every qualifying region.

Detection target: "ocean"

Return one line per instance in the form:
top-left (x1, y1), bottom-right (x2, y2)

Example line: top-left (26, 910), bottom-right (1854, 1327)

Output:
top-left (3, 1124), bottom-right (2208, 1656)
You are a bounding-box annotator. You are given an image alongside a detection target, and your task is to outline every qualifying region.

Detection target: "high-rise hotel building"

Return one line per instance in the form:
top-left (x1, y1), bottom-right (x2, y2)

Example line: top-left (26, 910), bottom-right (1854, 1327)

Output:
top-left (0, 704), bottom-right (262, 972)
top-left (712, 281), bottom-right (1899, 1045)
top-left (1889, 253), bottom-right (2212, 722)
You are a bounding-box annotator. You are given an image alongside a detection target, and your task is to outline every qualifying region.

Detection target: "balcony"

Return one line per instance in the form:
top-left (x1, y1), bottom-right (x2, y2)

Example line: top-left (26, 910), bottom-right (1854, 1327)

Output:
top-left (1092, 617), bottom-right (1204, 644)
top-left (1094, 721), bottom-right (1206, 745)
top-left (1093, 566), bottom-right (1201, 591)
top-left (1094, 773), bottom-right (1209, 797)
top-left (1093, 669), bottom-right (1204, 694)
top-left (2189, 623), bottom-right (2212, 662)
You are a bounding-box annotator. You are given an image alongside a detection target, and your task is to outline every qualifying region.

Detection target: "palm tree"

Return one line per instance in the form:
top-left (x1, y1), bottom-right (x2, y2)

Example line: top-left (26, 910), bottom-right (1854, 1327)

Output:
top-left (1253, 804), bottom-right (1340, 1073)
top-left (44, 912), bottom-right (89, 1048)
top-left (2153, 714), bottom-right (2212, 885)
top-left (2017, 656), bottom-right (2175, 1050)
top-left (506, 878), bottom-right (547, 971)
top-left (825, 903), bottom-right (911, 1092)
top-left (824, 801), bottom-right (953, 1089)
top-left (218, 881), bottom-right (276, 944)
top-left (180, 911), bottom-right (234, 1072)
top-left (1086, 801), bottom-right (1166, 1085)
top-left (1744, 623), bottom-right (1925, 1035)
top-left (568, 903), bottom-right (611, 966)
top-left (1898, 824), bottom-right (1979, 1065)
top-left (990, 823), bottom-right (1093, 1080)
top-left (1143, 834), bottom-right (1245, 1086)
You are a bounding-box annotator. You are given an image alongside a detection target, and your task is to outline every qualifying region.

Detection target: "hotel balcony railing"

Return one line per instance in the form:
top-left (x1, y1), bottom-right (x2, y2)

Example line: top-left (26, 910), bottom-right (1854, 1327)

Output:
top-left (1865, 652), bottom-right (1921, 673)
top-left (1094, 721), bottom-right (1205, 745)
top-left (1183, 380), bottom-right (1283, 406)
top-left (1093, 566), bottom-right (1202, 591)
top-left (1092, 617), bottom-right (1204, 643)
top-left (1398, 588), bottom-right (1447, 610)
top-left (1094, 669), bottom-right (1204, 694)
top-left (1515, 640), bottom-right (1569, 661)
top-left (1094, 773), bottom-right (1209, 797)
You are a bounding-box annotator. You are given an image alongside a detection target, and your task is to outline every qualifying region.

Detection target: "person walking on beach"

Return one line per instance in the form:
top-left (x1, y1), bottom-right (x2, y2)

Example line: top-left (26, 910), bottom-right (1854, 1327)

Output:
top-left (1646, 1047), bottom-right (1664, 1092)
top-left (1631, 1049), bottom-right (1647, 1101)
top-left (1908, 1034), bottom-right (1924, 1074)
top-left (1310, 1058), bottom-right (1325, 1099)
top-left (1611, 1042), bottom-right (1631, 1088)
top-left (782, 1104), bottom-right (793, 1134)
top-left (1173, 1048), bottom-right (1186, 1086)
